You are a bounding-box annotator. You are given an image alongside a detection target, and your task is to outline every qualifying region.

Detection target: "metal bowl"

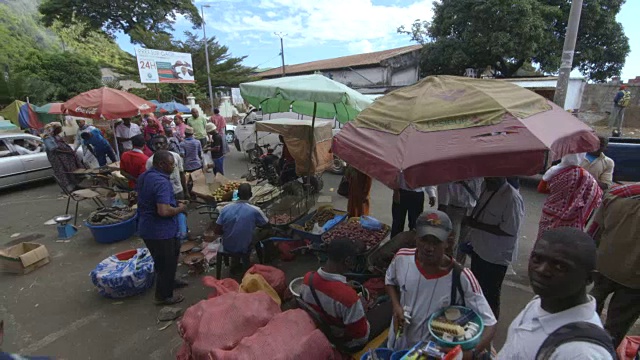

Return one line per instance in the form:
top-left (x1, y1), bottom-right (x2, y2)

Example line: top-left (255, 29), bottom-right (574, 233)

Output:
top-left (53, 214), bottom-right (73, 223)
top-left (289, 277), bottom-right (305, 297)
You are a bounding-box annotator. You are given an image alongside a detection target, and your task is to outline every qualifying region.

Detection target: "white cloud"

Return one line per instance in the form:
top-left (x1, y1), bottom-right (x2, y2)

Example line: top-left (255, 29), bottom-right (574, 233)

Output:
top-left (207, 0), bottom-right (434, 48)
top-left (347, 39), bottom-right (374, 54)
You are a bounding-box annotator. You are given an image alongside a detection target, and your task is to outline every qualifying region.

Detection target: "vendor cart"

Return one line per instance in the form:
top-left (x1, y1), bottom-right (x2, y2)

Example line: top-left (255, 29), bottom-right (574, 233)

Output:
top-left (245, 118), bottom-right (333, 195)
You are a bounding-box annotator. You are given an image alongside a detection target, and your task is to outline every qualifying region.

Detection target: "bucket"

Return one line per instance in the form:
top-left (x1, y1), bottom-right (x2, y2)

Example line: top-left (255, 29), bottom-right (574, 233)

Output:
top-left (85, 214), bottom-right (138, 244)
top-left (391, 350), bottom-right (408, 360)
top-left (360, 348), bottom-right (393, 360)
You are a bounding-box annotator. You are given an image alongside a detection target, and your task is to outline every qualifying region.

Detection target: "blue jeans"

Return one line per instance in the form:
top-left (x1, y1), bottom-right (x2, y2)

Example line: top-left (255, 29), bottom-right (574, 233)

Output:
top-left (213, 156), bottom-right (224, 175)
top-left (96, 147), bottom-right (117, 167)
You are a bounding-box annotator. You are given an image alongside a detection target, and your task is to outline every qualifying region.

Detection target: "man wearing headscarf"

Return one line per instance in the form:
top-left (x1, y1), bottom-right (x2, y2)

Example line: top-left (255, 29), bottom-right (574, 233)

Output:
top-left (537, 153), bottom-right (602, 240)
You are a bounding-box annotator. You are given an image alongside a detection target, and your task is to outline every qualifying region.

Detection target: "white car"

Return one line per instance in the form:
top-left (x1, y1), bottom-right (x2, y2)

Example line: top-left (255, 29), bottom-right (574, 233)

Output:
top-left (0, 133), bottom-right (82, 189)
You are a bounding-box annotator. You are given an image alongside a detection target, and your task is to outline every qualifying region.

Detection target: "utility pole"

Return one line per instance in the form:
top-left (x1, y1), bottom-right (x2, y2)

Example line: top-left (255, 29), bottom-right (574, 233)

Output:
top-left (201, 4), bottom-right (215, 114)
top-left (554, 0), bottom-right (583, 109)
top-left (274, 32), bottom-right (286, 77)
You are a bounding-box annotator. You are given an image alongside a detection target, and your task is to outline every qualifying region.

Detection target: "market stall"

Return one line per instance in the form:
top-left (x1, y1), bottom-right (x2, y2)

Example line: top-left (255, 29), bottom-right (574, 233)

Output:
top-left (239, 74), bottom-right (372, 185)
top-left (333, 75), bottom-right (600, 188)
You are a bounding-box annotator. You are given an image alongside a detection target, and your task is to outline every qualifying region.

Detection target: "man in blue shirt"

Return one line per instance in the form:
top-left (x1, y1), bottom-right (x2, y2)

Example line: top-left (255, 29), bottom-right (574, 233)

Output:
top-left (179, 126), bottom-right (203, 172)
top-left (137, 150), bottom-right (188, 305)
top-left (80, 128), bottom-right (117, 167)
top-left (215, 184), bottom-right (270, 272)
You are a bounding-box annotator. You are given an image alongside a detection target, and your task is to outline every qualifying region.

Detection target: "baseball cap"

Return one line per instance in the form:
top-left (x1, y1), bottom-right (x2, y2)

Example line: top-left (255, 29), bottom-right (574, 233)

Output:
top-left (184, 126), bottom-right (194, 135)
top-left (205, 123), bottom-right (217, 133)
top-left (415, 210), bottom-right (452, 242)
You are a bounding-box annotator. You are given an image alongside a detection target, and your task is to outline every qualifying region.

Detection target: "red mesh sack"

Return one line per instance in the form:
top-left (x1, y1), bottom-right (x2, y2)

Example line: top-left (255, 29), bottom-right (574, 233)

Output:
top-left (277, 240), bottom-right (307, 261)
top-left (617, 336), bottom-right (640, 360)
top-left (177, 291), bottom-right (280, 360)
top-left (245, 264), bottom-right (286, 299)
top-left (209, 309), bottom-right (335, 360)
top-left (201, 276), bottom-right (239, 298)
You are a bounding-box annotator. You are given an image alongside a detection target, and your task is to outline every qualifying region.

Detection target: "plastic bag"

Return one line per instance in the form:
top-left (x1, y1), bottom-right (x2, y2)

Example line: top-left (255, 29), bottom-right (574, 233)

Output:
top-left (360, 215), bottom-right (382, 231)
top-left (323, 214), bottom-right (347, 232)
top-left (311, 222), bottom-right (323, 235)
top-left (90, 248), bottom-right (155, 299)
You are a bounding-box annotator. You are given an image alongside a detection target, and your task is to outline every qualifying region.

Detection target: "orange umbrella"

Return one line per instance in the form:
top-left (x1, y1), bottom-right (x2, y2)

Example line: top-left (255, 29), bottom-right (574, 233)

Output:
top-left (62, 87), bottom-right (156, 120)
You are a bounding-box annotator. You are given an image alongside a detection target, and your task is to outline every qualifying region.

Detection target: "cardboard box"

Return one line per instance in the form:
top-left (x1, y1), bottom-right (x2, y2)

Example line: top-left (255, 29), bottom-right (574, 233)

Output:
top-left (0, 242), bottom-right (50, 274)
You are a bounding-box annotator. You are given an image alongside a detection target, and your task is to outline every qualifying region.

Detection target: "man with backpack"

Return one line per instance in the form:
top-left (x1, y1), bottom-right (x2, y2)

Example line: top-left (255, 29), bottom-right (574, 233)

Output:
top-left (498, 227), bottom-right (616, 359)
top-left (610, 85), bottom-right (631, 136)
top-left (466, 177), bottom-right (524, 320)
top-left (385, 210), bottom-right (497, 355)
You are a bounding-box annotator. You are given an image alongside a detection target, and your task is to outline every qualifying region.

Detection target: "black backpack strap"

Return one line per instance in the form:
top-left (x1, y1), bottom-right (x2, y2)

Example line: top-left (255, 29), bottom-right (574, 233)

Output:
top-left (308, 272), bottom-right (328, 315)
top-left (535, 321), bottom-right (617, 360)
top-left (450, 262), bottom-right (466, 307)
top-left (306, 272), bottom-right (353, 354)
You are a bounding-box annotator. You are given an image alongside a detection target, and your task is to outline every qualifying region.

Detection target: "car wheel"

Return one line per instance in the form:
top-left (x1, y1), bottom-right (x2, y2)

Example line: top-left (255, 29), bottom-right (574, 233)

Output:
top-left (225, 130), bottom-right (235, 144)
top-left (328, 155), bottom-right (346, 175)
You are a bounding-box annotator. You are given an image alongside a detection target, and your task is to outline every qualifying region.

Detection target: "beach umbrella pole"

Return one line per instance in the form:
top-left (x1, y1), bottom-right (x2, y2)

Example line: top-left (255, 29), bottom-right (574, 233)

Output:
top-left (111, 120), bottom-right (120, 160)
top-left (307, 102), bottom-right (317, 191)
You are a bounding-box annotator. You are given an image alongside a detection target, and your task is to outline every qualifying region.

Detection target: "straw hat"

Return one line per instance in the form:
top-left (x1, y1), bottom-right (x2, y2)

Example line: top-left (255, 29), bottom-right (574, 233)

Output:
top-left (205, 123), bottom-right (217, 133)
top-left (184, 126), bottom-right (194, 135)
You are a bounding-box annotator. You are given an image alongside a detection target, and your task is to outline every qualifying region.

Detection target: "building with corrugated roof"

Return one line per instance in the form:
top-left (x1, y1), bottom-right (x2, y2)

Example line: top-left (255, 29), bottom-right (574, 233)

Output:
top-left (256, 45), bottom-right (422, 94)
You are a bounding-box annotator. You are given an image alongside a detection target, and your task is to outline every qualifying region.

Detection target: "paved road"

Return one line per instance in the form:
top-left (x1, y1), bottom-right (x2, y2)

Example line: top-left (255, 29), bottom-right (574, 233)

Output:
top-left (0, 149), bottom-right (622, 359)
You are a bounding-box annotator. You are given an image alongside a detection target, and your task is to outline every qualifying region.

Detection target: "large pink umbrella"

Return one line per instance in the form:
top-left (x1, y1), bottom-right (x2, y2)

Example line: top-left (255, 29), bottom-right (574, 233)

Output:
top-left (333, 77), bottom-right (599, 189)
top-left (62, 87), bottom-right (156, 120)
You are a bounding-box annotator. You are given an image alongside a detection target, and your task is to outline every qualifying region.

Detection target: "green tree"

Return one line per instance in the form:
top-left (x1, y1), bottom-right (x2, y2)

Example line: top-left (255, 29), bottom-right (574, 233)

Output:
top-left (51, 22), bottom-right (136, 77)
top-left (15, 52), bottom-right (102, 103)
top-left (38, 0), bottom-right (202, 44)
top-left (399, 0), bottom-right (630, 81)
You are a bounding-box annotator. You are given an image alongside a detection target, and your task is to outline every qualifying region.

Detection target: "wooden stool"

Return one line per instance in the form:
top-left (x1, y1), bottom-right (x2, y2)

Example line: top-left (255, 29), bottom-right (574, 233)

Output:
top-left (215, 250), bottom-right (251, 279)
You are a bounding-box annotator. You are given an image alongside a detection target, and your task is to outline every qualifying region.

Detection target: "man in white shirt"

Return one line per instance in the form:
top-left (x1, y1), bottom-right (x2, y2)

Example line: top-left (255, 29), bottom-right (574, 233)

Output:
top-left (466, 177), bottom-right (524, 319)
top-left (391, 186), bottom-right (436, 238)
top-left (498, 227), bottom-right (616, 359)
top-left (145, 135), bottom-right (187, 200)
top-left (437, 178), bottom-right (483, 259)
top-left (385, 210), bottom-right (497, 355)
top-left (580, 135), bottom-right (615, 190)
top-left (115, 118), bottom-right (142, 152)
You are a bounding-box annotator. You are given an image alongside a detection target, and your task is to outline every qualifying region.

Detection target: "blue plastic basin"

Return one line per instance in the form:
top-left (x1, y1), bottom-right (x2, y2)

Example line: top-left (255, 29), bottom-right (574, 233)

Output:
top-left (360, 348), bottom-right (393, 360)
top-left (85, 214), bottom-right (138, 244)
top-left (391, 350), bottom-right (409, 360)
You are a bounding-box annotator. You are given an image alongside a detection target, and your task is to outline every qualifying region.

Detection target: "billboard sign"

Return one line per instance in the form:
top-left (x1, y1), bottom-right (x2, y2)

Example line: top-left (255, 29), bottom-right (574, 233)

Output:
top-left (135, 48), bottom-right (195, 84)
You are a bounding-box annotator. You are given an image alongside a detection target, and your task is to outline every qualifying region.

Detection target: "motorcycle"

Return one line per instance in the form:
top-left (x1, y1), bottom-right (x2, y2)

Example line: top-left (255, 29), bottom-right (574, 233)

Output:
top-left (246, 142), bottom-right (324, 194)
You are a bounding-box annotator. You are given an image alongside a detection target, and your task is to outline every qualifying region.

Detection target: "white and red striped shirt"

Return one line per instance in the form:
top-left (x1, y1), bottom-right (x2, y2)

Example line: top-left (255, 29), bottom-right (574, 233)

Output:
top-left (385, 248), bottom-right (497, 350)
top-left (300, 268), bottom-right (370, 349)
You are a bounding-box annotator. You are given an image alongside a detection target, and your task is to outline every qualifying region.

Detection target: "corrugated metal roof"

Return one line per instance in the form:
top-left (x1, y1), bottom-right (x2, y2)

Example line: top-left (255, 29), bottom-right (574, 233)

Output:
top-left (258, 45), bottom-right (422, 78)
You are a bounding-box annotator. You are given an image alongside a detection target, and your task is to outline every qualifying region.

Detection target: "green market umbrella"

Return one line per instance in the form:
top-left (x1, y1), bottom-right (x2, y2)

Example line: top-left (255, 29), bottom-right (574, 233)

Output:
top-left (239, 74), bottom-right (372, 185)
top-left (239, 74), bottom-right (372, 124)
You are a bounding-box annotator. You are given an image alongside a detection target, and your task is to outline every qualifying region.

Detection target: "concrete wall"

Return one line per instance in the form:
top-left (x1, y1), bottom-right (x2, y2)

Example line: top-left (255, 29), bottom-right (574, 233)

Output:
top-left (324, 67), bottom-right (386, 87)
top-left (579, 84), bottom-right (640, 127)
top-left (390, 67), bottom-right (419, 86)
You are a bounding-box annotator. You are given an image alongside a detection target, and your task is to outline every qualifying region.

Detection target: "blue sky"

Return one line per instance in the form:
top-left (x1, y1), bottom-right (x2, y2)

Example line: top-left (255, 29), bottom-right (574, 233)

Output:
top-left (116, 0), bottom-right (639, 81)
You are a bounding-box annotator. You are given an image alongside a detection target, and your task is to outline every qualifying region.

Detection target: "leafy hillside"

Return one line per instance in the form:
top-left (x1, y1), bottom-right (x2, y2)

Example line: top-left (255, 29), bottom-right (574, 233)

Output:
top-left (0, 0), bottom-right (134, 75)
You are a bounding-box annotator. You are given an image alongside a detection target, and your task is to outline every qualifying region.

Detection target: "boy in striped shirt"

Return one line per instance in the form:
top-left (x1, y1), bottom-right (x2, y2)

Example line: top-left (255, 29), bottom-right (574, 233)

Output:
top-left (300, 239), bottom-right (371, 353)
top-left (385, 210), bottom-right (497, 356)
